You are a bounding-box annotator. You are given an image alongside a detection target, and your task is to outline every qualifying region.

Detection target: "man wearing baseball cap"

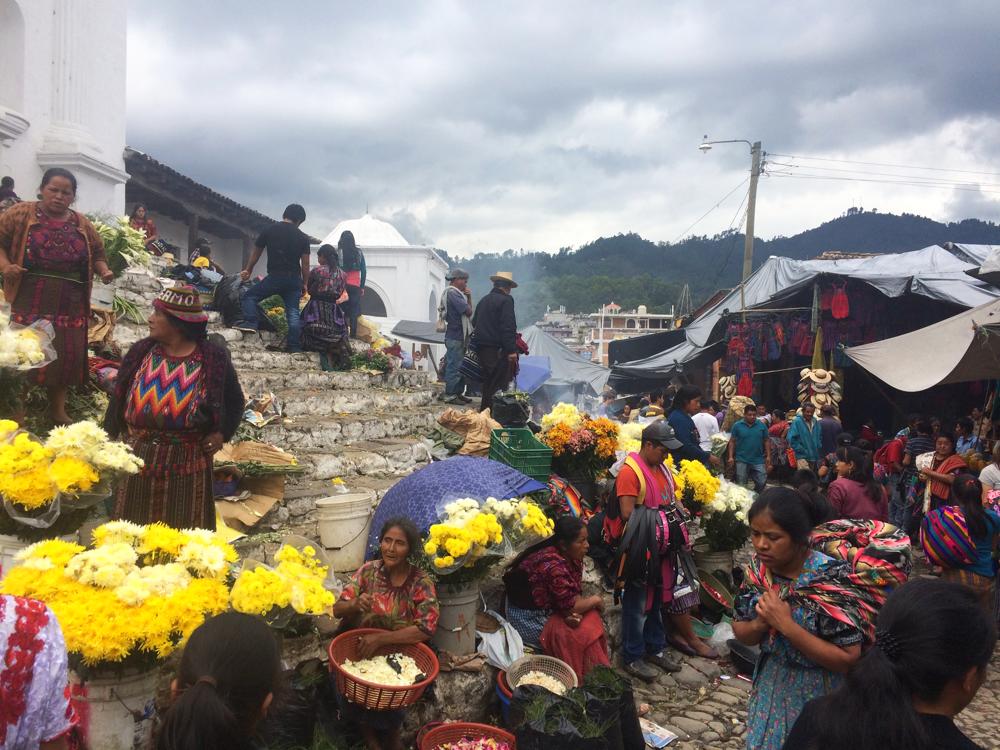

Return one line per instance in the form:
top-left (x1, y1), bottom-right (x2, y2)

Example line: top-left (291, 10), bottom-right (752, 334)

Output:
top-left (440, 268), bottom-right (473, 404)
top-left (612, 419), bottom-right (687, 681)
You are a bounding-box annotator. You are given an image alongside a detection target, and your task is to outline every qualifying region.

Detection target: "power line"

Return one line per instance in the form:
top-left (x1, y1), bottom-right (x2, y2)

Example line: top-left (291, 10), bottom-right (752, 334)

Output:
top-left (769, 152), bottom-right (1000, 178)
top-left (670, 176), bottom-right (749, 243)
top-left (767, 160), bottom-right (1000, 189)
top-left (768, 171), bottom-right (1000, 193)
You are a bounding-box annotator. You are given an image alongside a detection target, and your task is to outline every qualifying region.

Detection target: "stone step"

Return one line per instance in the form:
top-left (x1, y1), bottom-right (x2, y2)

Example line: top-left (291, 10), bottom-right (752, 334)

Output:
top-left (238, 367), bottom-right (434, 394)
top-left (298, 438), bottom-right (433, 480)
top-left (271, 388), bottom-right (436, 417)
top-left (260, 406), bottom-right (442, 450)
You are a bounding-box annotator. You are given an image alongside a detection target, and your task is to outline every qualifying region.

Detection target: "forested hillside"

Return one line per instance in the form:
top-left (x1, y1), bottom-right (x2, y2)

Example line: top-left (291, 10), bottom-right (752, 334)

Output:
top-left (440, 210), bottom-right (1000, 325)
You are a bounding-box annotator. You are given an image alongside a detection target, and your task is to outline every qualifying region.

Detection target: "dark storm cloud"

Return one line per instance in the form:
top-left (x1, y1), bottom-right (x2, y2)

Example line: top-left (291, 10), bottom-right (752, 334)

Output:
top-left (127, 0), bottom-right (1000, 253)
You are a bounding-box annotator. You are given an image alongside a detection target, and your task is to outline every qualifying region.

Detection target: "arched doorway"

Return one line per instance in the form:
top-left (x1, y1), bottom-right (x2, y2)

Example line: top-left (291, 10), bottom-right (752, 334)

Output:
top-left (360, 286), bottom-right (388, 317)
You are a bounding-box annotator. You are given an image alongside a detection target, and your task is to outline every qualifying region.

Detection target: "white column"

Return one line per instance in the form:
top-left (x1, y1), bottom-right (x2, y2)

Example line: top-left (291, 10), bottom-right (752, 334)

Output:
top-left (43, 0), bottom-right (98, 152)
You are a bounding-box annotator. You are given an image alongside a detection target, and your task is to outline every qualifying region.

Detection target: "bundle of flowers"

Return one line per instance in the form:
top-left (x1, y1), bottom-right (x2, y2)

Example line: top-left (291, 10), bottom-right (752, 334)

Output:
top-left (540, 402), bottom-right (583, 432)
top-left (90, 215), bottom-right (152, 275)
top-left (352, 347), bottom-right (394, 373)
top-left (424, 498), bottom-right (505, 574)
top-left (230, 542), bottom-right (336, 624)
top-left (710, 432), bottom-right (731, 459)
top-left (0, 521), bottom-right (235, 670)
top-left (0, 431), bottom-right (59, 510)
top-left (675, 459), bottom-right (721, 514)
top-left (617, 421), bottom-right (643, 454)
top-left (700, 479), bottom-right (755, 552)
top-left (45, 420), bottom-right (144, 481)
top-left (482, 496), bottom-right (554, 549)
top-left (540, 404), bottom-right (620, 481)
top-left (0, 305), bottom-right (55, 370)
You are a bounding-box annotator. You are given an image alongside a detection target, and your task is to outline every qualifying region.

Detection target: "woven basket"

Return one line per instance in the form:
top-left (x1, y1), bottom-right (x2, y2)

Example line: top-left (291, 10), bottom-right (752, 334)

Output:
top-left (327, 628), bottom-right (439, 710)
top-left (506, 655), bottom-right (577, 694)
top-left (419, 722), bottom-right (516, 750)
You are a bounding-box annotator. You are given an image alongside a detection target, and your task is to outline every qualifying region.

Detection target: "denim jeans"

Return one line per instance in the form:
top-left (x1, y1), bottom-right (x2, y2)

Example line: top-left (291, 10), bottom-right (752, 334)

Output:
top-left (736, 461), bottom-right (767, 492)
top-left (886, 474), bottom-right (910, 528)
top-left (621, 580), bottom-right (665, 664)
top-left (444, 338), bottom-right (466, 395)
top-left (240, 272), bottom-right (303, 351)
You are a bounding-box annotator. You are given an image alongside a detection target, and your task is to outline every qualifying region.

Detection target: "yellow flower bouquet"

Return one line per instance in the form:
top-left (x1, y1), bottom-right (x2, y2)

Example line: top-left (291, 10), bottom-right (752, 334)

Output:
top-left (676, 458), bottom-right (721, 514)
top-left (44, 420), bottom-right (144, 507)
top-left (0, 521), bottom-right (235, 673)
top-left (230, 539), bottom-right (336, 634)
top-left (422, 497), bottom-right (506, 581)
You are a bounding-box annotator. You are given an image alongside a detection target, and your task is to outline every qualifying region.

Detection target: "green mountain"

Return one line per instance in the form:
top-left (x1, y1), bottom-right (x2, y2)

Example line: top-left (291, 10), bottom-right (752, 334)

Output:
top-left (442, 210), bottom-right (1000, 326)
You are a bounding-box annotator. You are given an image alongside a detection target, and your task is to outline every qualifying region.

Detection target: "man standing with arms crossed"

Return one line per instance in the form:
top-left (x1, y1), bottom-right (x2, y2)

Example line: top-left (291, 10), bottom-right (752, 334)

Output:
top-left (728, 403), bottom-right (772, 491)
top-left (236, 204), bottom-right (310, 353)
top-left (472, 272), bottom-right (518, 414)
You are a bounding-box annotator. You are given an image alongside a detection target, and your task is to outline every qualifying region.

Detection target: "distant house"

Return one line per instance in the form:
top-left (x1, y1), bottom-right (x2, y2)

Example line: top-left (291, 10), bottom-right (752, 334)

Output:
top-left (587, 302), bottom-right (676, 366)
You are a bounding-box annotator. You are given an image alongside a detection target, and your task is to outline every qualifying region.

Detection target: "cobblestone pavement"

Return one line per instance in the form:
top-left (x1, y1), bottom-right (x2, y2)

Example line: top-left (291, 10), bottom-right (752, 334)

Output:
top-left (629, 646), bottom-right (1000, 750)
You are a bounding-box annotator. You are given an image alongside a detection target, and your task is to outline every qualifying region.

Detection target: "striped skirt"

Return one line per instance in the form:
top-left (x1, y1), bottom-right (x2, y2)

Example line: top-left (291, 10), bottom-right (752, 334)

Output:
top-left (942, 568), bottom-right (996, 611)
top-left (113, 429), bottom-right (215, 530)
top-left (11, 272), bottom-right (88, 386)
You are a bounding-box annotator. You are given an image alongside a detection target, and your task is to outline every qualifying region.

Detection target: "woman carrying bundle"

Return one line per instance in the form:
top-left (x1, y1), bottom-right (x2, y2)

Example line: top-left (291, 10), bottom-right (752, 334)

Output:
top-left (783, 578), bottom-right (996, 750)
top-left (732, 488), bottom-right (864, 750)
top-left (920, 474), bottom-right (1000, 610)
top-left (301, 243), bottom-right (352, 371)
top-left (503, 515), bottom-right (610, 681)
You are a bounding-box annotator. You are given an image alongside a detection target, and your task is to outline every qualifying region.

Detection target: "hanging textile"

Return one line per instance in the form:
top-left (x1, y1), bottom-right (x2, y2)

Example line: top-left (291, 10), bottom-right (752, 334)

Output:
top-left (811, 283), bottom-right (821, 332)
top-left (831, 282), bottom-right (850, 320)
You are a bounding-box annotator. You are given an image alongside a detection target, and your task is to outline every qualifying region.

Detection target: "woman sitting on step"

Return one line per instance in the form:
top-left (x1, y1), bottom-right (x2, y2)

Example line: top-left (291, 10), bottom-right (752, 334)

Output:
top-left (333, 517), bottom-right (439, 750)
top-left (301, 243), bottom-right (352, 371)
top-left (503, 515), bottom-right (611, 681)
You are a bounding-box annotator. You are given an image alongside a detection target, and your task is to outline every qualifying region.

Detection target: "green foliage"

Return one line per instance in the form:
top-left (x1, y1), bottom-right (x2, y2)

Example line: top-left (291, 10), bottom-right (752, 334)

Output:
top-left (702, 509), bottom-right (750, 552)
top-left (261, 295), bottom-right (289, 337)
top-left (451, 212), bottom-right (1000, 326)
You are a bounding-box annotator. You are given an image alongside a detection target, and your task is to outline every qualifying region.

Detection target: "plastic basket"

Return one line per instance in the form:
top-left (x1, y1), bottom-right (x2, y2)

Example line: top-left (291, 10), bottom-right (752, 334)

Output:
top-left (506, 654), bottom-right (577, 694)
top-left (489, 428), bottom-right (552, 483)
top-left (419, 722), bottom-right (517, 750)
top-left (327, 628), bottom-right (439, 710)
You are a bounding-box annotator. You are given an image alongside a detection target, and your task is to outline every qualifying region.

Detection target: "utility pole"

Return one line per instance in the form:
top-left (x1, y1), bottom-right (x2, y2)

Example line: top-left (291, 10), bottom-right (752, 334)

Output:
top-left (741, 141), bottom-right (762, 315)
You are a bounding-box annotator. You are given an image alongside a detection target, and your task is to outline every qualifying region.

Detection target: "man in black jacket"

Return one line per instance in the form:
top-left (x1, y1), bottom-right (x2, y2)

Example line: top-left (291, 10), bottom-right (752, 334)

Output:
top-left (472, 271), bottom-right (518, 413)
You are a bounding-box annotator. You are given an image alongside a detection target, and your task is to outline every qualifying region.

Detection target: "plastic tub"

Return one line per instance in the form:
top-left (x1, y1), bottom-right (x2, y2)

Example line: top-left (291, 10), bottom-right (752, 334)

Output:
top-left (315, 490), bottom-right (375, 572)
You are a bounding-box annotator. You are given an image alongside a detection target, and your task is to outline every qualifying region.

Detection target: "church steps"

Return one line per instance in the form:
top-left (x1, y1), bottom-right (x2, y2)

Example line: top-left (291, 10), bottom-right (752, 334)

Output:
top-left (295, 439), bottom-right (432, 480)
top-left (237, 367), bottom-right (434, 394)
top-left (258, 406), bottom-right (441, 450)
top-left (270, 387), bottom-right (436, 417)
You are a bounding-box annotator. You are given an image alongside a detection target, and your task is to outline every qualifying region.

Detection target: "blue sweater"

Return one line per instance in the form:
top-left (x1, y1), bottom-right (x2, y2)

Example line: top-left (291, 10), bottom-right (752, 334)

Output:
top-left (667, 409), bottom-right (712, 465)
top-left (787, 415), bottom-right (822, 462)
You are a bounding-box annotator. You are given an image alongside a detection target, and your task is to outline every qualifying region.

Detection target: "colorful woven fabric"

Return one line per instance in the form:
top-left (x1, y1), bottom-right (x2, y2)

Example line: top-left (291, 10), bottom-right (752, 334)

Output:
top-left (920, 506), bottom-right (977, 568)
top-left (153, 283), bottom-right (208, 323)
top-left (125, 348), bottom-right (205, 431)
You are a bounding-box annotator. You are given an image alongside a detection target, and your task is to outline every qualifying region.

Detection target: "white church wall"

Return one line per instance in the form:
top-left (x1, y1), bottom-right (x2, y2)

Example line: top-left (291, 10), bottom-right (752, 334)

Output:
top-left (0, 0), bottom-right (127, 215)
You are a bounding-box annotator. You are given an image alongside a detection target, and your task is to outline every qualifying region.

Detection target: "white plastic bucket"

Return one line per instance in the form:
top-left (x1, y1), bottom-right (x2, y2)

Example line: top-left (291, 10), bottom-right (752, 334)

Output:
top-left (315, 490), bottom-right (376, 572)
top-left (72, 669), bottom-right (158, 750)
top-left (433, 581), bottom-right (481, 656)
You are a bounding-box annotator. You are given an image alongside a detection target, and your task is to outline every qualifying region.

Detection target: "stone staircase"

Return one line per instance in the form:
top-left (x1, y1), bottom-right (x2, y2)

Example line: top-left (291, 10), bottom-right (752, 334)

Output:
top-left (110, 266), bottom-right (445, 541)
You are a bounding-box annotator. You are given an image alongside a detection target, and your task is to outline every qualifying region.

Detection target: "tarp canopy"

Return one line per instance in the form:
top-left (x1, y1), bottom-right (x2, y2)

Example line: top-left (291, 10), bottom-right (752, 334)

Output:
top-left (844, 298), bottom-right (1000, 391)
top-left (519, 324), bottom-right (610, 396)
top-left (389, 319), bottom-right (445, 345)
top-left (611, 244), bottom-right (1000, 379)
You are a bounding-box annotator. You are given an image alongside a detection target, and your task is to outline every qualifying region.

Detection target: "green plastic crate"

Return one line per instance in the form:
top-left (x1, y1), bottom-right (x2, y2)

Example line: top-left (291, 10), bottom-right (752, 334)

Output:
top-left (489, 428), bottom-right (553, 483)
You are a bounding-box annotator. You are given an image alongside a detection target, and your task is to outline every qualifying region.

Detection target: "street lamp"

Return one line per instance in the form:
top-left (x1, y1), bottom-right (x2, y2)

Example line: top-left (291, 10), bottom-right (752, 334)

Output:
top-left (699, 135), bottom-right (764, 315)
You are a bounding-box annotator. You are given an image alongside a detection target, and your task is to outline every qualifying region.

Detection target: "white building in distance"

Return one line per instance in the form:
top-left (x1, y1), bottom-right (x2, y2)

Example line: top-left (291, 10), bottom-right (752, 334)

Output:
top-left (1, 0), bottom-right (128, 214)
top-left (319, 215), bottom-right (449, 323)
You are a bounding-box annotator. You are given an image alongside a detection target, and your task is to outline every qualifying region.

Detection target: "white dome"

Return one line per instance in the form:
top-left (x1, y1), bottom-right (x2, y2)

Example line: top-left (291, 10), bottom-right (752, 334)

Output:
top-left (321, 214), bottom-right (410, 248)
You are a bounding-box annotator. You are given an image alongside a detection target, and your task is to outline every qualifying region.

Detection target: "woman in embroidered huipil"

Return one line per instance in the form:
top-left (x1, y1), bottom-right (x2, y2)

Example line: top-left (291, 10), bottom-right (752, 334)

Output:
top-left (0, 168), bottom-right (114, 424)
top-left (104, 285), bottom-right (244, 529)
top-left (301, 244), bottom-right (352, 371)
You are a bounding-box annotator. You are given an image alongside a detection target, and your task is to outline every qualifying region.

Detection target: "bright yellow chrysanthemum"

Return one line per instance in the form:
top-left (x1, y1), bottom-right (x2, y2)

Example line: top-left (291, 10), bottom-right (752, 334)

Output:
top-left (49, 455), bottom-right (99, 494)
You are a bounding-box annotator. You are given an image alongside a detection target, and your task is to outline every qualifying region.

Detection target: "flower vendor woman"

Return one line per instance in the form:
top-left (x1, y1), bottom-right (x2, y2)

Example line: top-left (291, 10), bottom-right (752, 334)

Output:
top-left (104, 285), bottom-right (244, 530)
top-left (503, 515), bottom-right (610, 681)
top-left (333, 517), bottom-right (439, 750)
top-left (732, 488), bottom-right (864, 750)
top-left (0, 167), bottom-right (114, 424)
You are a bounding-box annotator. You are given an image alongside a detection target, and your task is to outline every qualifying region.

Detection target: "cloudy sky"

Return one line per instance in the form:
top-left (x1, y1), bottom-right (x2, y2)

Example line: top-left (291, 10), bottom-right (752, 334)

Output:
top-left (127, 1), bottom-right (1000, 255)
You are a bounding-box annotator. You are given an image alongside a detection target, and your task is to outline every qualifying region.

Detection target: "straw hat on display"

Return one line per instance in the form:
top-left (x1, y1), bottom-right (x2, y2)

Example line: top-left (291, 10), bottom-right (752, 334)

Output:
top-left (810, 369), bottom-right (833, 384)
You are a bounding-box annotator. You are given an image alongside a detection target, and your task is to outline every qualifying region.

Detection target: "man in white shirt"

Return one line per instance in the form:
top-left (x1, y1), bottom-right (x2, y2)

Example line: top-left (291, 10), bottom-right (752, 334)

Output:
top-left (692, 399), bottom-right (719, 452)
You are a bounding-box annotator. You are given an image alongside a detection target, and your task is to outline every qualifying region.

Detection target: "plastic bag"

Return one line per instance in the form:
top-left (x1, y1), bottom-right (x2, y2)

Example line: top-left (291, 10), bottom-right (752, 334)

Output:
top-left (510, 685), bottom-right (611, 750)
top-left (211, 274), bottom-right (248, 325)
top-left (476, 609), bottom-right (524, 669)
top-left (257, 658), bottom-right (323, 749)
top-left (492, 393), bottom-right (530, 427)
top-left (708, 620), bottom-right (734, 657)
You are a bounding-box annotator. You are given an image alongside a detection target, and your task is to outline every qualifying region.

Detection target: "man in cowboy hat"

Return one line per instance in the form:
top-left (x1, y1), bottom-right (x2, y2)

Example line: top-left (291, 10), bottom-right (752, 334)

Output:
top-left (471, 272), bottom-right (518, 413)
top-left (440, 268), bottom-right (473, 404)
